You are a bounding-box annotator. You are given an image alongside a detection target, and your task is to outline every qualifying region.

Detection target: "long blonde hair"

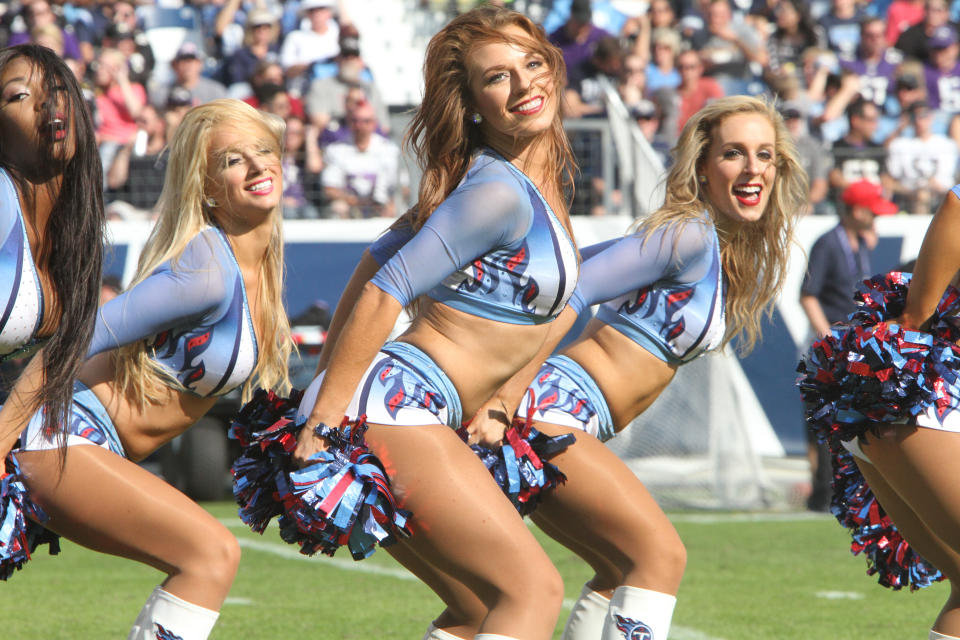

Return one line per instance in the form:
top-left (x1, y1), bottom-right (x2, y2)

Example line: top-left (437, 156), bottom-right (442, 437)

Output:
top-left (638, 95), bottom-right (806, 354)
top-left (403, 6), bottom-right (575, 229)
top-left (113, 99), bottom-right (292, 404)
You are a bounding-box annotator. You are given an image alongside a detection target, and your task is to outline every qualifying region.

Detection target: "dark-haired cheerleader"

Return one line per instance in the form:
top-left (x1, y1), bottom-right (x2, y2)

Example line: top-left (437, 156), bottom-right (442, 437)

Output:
top-left (0, 43), bottom-right (105, 575)
top-left (0, 44), bottom-right (105, 466)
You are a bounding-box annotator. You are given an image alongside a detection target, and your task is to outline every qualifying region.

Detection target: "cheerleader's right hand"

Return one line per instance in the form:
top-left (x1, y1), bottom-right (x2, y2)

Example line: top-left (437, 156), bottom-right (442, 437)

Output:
top-left (292, 424), bottom-right (332, 467)
top-left (466, 399), bottom-right (511, 447)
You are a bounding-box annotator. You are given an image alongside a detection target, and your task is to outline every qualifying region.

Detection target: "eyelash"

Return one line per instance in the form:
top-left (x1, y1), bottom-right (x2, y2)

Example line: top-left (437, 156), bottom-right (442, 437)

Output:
top-left (6, 92), bottom-right (28, 103)
top-left (485, 60), bottom-right (545, 84)
top-left (225, 148), bottom-right (275, 166)
top-left (724, 149), bottom-right (773, 161)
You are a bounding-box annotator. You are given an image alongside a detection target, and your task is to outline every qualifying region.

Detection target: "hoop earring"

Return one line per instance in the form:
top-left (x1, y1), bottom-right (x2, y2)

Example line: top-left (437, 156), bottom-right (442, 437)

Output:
top-left (470, 112), bottom-right (482, 125)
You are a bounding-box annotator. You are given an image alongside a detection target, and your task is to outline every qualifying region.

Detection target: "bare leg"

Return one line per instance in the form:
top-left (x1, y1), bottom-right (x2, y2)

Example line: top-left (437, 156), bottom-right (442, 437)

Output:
top-left (365, 423), bottom-right (563, 640)
top-left (861, 428), bottom-right (960, 635)
top-left (856, 446), bottom-right (960, 634)
top-left (531, 422), bottom-right (686, 595)
top-left (382, 480), bottom-right (626, 638)
top-left (526, 422), bottom-right (685, 640)
top-left (17, 445), bottom-right (240, 609)
top-left (388, 541), bottom-right (487, 638)
top-left (369, 421), bottom-right (682, 638)
top-left (532, 511), bottom-right (622, 596)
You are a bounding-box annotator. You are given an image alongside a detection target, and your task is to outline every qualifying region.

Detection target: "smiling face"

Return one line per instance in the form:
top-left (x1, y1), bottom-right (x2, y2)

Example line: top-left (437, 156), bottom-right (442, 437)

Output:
top-left (205, 122), bottom-right (282, 224)
top-left (700, 112), bottom-right (777, 225)
top-left (465, 24), bottom-right (558, 149)
top-left (0, 56), bottom-right (75, 175)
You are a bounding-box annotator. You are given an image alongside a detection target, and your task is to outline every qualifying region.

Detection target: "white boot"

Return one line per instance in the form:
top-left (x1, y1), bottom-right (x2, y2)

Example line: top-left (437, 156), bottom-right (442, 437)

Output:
top-left (127, 586), bottom-right (219, 640)
top-left (601, 585), bottom-right (676, 640)
top-left (423, 623), bottom-right (468, 640)
top-left (562, 584), bottom-right (611, 640)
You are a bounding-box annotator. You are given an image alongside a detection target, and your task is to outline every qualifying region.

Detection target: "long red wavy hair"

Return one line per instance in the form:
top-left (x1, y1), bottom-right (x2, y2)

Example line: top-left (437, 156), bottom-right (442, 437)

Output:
top-left (403, 6), bottom-right (575, 229)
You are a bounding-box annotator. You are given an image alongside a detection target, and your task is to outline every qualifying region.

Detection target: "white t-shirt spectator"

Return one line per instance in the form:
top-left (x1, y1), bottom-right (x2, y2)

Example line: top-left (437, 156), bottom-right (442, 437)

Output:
top-left (280, 23), bottom-right (340, 70)
top-left (322, 133), bottom-right (400, 206)
top-left (887, 134), bottom-right (958, 191)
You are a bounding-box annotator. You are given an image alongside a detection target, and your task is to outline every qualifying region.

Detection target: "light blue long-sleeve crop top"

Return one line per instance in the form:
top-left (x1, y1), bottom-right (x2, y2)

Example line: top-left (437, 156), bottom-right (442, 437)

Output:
top-left (88, 227), bottom-right (258, 397)
top-left (368, 149), bottom-right (578, 325)
top-left (570, 216), bottom-right (726, 364)
top-left (0, 168), bottom-right (46, 362)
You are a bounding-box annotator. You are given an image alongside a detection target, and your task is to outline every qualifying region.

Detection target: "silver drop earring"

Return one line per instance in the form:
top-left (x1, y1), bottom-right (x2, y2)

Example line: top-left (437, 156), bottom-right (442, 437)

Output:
top-left (471, 112), bottom-right (482, 124)
top-left (697, 175), bottom-right (707, 184)
top-left (205, 197), bottom-right (218, 208)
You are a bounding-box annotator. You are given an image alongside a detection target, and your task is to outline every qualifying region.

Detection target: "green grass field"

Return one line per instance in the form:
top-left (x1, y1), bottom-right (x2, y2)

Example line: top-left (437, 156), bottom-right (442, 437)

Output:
top-left (0, 503), bottom-right (948, 639)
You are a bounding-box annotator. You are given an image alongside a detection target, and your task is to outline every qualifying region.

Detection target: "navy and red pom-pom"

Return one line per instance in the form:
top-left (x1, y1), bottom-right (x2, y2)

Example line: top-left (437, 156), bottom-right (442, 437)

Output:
top-left (465, 394), bottom-right (575, 516)
top-left (828, 446), bottom-right (941, 590)
top-left (0, 455), bottom-right (59, 580)
top-left (797, 271), bottom-right (959, 590)
top-left (799, 272), bottom-right (960, 448)
top-left (230, 388), bottom-right (411, 560)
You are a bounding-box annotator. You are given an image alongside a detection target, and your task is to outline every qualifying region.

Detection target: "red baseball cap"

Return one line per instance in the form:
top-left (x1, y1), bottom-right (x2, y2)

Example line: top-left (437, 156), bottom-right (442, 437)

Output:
top-left (841, 180), bottom-right (898, 216)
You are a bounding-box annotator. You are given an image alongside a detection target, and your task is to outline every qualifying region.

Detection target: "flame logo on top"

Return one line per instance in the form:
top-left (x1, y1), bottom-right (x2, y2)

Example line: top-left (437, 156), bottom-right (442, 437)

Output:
top-left (619, 284), bottom-right (696, 345)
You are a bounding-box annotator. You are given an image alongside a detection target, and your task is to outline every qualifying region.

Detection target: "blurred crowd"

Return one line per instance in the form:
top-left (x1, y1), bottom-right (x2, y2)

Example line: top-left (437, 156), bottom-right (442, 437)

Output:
top-left (0, 0), bottom-right (406, 219)
top-left (534, 0), bottom-right (960, 216)
top-left (2, 0), bottom-right (959, 217)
